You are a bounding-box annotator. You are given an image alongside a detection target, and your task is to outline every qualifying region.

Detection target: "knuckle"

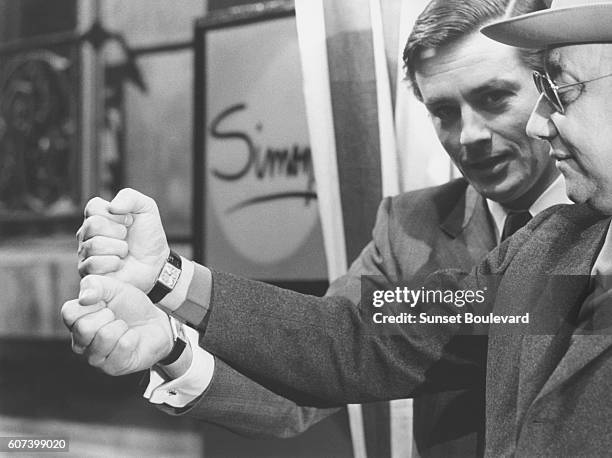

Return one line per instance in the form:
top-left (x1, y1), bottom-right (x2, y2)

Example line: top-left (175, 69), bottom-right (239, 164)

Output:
top-left (116, 188), bottom-right (135, 202)
top-left (77, 241), bottom-right (86, 258)
top-left (75, 225), bottom-right (84, 241)
top-left (145, 194), bottom-right (157, 208)
top-left (61, 301), bottom-right (75, 326)
top-left (84, 197), bottom-right (107, 216)
top-left (115, 329), bottom-right (135, 353)
top-left (107, 256), bottom-right (121, 271)
top-left (71, 342), bottom-right (85, 355)
top-left (115, 356), bottom-right (132, 375)
top-left (106, 365), bottom-right (121, 376)
top-left (116, 240), bottom-right (128, 257)
top-left (80, 257), bottom-right (115, 275)
top-left (114, 319), bottom-right (128, 335)
top-left (81, 215), bottom-right (105, 240)
top-left (78, 259), bottom-right (89, 275)
top-left (87, 353), bottom-right (102, 366)
top-left (77, 262), bottom-right (88, 278)
top-left (96, 324), bottom-right (115, 343)
top-left (79, 239), bottom-right (92, 257)
top-left (73, 319), bottom-right (94, 339)
top-left (79, 274), bottom-right (95, 290)
top-left (115, 224), bottom-right (128, 239)
top-left (88, 214), bottom-right (107, 231)
top-left (115, 335), bottom-right (132, 353)
top-left (83, 199), bottom-right (95, 216)
top-left (88, 237), bottom-right (101, 253)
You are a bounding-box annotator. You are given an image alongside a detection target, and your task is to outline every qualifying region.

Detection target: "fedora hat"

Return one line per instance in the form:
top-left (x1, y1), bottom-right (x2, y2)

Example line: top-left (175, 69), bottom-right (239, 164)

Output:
top-left (481, 0), bottom-right (612, 48)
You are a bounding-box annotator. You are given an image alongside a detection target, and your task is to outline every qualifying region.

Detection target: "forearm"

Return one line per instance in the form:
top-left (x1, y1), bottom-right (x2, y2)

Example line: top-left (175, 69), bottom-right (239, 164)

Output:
top-left (198, 269), bottom-right (488, 406)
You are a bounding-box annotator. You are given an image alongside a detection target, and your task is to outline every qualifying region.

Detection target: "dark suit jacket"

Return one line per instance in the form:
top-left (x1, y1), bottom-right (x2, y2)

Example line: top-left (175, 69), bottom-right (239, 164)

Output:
top-left (180, 179), bottom-right (496, 452)
top-left (192, 199), bottom-right (612, 457)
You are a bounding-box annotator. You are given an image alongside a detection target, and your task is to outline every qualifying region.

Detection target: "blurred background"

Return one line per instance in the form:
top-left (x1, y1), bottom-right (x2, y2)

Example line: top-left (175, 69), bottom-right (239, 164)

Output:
top-left (0, 0), bottom-right (455, 456)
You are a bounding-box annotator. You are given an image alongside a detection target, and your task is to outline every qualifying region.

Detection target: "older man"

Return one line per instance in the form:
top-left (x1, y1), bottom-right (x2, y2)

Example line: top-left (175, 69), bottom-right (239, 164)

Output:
top-left (63, 0), bottom-right (612, 456)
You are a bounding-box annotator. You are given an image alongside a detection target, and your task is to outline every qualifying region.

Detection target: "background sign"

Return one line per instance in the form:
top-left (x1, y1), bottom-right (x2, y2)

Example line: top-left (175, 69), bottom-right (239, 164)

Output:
top-left (194, 4), bottom-right (328, 281)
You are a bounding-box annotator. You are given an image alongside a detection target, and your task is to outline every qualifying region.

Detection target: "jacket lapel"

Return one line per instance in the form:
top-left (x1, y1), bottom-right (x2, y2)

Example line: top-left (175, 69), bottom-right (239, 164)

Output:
top-left (440, 185), bottom-right (496, 255)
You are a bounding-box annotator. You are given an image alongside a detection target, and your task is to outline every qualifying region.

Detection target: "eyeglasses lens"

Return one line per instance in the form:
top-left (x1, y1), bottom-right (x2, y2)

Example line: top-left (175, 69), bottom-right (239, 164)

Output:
top-left (533, 71), bottom-right (564, 113)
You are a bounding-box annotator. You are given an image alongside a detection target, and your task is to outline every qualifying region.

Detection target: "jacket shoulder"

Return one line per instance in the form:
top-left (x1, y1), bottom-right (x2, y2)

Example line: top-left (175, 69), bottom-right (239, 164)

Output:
top-left (383, 178), bottom-right (470, 223)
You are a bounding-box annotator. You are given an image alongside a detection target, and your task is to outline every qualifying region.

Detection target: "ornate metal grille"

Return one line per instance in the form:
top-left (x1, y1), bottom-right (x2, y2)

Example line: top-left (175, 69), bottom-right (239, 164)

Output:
top-left (0, 1), bottom-right (196, 237)
top-left (0, 48), bottom-right (80, 220)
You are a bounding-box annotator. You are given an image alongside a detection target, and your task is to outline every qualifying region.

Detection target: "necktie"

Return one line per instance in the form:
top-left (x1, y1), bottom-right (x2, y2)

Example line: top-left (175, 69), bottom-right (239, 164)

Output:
top-left (501, 210), bottom-right (532, 241)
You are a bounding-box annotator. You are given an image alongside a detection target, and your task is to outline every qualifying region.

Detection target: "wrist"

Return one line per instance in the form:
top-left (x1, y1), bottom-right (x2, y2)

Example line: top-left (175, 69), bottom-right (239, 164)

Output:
top-left (156, 315), bottom-right (188, 374)
top-left (157, 257), bottom-right (194, 313)
top-left (146, 246), bottom-right (171, 294)
top-left (157, 342), bottom-right (193, 380)
top-left (148, 249), bottom-right (181, 303)
top-left (159, 313), bottom-right (175, 361)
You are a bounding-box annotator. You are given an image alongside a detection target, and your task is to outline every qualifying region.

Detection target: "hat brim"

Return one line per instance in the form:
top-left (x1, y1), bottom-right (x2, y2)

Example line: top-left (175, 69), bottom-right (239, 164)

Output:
top-left (482, 4), bottom-right (612, 49)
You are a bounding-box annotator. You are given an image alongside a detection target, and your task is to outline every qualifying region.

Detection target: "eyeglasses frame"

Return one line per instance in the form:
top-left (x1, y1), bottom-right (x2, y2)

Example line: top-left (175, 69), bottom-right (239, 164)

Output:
top-left (533, 70), bottom-right (612, 114)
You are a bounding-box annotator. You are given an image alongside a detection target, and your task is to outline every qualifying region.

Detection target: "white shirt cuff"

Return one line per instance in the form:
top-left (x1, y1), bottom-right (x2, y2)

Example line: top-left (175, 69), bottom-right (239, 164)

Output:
top-left (143, 322), bottom-right (215, 408)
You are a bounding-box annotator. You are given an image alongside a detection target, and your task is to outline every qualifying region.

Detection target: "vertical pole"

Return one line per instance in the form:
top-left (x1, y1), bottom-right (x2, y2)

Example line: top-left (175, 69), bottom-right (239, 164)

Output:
top-left (79, 0), bottom-right (103, 201)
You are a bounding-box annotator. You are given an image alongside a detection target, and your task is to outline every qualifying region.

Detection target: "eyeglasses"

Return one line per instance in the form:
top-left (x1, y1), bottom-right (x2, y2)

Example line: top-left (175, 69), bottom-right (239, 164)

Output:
top-left (533, 70), bottom-right (612, 114)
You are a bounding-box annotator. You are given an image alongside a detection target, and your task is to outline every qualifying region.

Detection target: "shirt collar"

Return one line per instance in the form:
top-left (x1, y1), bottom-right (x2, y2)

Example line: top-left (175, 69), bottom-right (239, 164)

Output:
top-left (486, 174), bottom-right (572, 242)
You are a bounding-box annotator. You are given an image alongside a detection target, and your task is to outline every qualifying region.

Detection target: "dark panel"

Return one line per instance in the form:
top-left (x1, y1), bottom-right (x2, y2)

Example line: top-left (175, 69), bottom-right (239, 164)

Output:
top-left (21, 0), bottom-right (77, 38)
top-left (209, 0), bottom-right (263, 11)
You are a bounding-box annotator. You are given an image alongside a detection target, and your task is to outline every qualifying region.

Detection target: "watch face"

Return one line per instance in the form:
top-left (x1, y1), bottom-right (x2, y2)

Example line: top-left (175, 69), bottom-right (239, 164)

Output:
top-left (159, 263), bottom-right (181, 289)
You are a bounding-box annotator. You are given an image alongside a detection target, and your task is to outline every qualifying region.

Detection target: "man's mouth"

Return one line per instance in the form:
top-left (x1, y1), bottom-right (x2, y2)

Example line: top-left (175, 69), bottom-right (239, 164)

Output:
top-left (465, 153), bottom-right (510, 171)
top-left (550, 150), bottom-right (572, 162)
top-left (548, 143), bottom-right (573, 162)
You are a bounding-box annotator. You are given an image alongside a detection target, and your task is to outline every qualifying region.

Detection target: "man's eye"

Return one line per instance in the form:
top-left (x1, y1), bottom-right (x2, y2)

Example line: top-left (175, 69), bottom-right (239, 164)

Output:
top-left (479, 90), bottom-right (510, 108)
top-left (557, 86), bottom-right (582, 107)
top-left (431, 106), bottom-right (459, 122)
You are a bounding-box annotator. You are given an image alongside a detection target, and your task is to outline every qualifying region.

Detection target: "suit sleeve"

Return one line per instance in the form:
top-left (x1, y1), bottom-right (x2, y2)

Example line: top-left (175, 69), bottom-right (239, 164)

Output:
top-left (184, 197), bottom-right (510, 406)
top-left (160, 358), bottom-right (339, 438)
top-left (156, 197), bottom-right (400, 433)
top-left (154, 194), bottom-right (405, 435)
top-left (154, 195), bottom-right (401, 433)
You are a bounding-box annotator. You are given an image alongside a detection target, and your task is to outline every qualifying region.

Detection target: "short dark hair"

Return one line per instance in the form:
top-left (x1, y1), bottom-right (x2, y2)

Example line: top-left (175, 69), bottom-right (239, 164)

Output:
top-left (403, 0), bottom-right (548, 100)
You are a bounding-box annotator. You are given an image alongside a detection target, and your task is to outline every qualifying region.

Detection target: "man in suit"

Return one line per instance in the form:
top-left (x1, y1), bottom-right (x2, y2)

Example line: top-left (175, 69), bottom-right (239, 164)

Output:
top-left (63, 0), bottom-right (577, 456)
top-left (66, 194), bottom-right (612, 456)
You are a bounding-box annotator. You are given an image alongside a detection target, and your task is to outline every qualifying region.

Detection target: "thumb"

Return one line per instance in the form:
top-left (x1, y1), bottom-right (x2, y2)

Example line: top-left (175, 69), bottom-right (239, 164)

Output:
top-left (108, 188), bottom-right (158, 217)
top-left (79, 275), bottom-right (122, 306)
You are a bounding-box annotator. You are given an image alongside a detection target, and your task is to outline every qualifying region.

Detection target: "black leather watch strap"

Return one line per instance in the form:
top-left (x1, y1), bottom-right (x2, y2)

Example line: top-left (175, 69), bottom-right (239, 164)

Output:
top-left (157, 337), bottom-right (186, 366)
top-left (148, 250), bottom-right (182, 304)
top-left (157, 315), bottom-right (187, 367)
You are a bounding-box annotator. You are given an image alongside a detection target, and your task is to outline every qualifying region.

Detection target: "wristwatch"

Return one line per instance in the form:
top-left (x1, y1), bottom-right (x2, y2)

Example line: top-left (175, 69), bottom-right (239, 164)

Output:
top-left (148, 250), bottom-right (182, 304)
top-left (157, 315), bottom-right (187, 366)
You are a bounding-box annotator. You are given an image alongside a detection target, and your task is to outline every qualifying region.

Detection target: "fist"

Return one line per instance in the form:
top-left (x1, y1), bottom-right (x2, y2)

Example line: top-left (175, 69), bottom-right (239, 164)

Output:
top-left (77, 188), bottom-right (170, 293)
top-left (61, 275), bottom-right (173, 375)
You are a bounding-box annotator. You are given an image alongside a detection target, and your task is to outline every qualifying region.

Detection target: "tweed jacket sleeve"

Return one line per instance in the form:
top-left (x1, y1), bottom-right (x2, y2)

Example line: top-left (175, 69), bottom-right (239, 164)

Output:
top-left (159, 194), bottom-right (410, 433)
top-left (179, 193), bottom-right (578, 407)
top-left (159, 357), bottom-right (339, 438)
top-left (194, 196), bottom-right (518, 406)
top-left (159, 195), bottom-right (409, 433)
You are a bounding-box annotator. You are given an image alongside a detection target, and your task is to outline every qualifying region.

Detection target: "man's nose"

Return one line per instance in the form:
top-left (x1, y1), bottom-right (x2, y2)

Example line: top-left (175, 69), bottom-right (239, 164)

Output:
top-left (459, 109), bottom-right (492, 149)
top-left (526, 94), bottom-right (558, 140)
